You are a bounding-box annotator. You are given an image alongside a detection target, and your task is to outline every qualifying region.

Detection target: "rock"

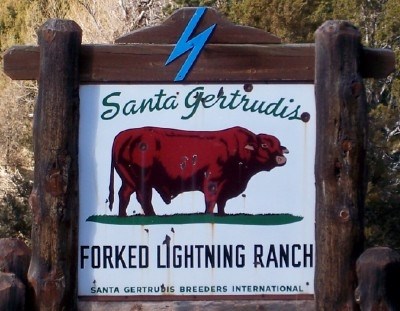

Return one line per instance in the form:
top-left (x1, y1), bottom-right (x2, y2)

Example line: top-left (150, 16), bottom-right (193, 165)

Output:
top-left (0, 238), bottom-right (31, 284)
top-left (0, 272), bottom-right (25, 311)
top-left (355, 247), bottom-right (400, 310)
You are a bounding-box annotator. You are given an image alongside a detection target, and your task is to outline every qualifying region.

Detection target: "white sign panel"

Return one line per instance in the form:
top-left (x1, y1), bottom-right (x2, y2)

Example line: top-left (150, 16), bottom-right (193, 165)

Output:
top-left (78, 84), bottom-right (315, 298)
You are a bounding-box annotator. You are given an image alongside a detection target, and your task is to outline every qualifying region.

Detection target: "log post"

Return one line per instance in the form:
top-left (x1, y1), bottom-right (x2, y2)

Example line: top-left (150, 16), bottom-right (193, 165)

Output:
top-left (0, 238), bottom-right (32, 308)
top-left (27, 19), bottom-right (81, 310)
top-left (315, 21), bottom-right (367, 309)
top-left (355, 247), bottom-right (400, 310)
top-left (0, 273), bottom-right (26, 310)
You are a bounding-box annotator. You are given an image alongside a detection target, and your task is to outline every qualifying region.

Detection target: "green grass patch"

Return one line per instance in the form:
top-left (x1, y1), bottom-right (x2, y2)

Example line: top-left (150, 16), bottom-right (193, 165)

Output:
top-left (86, 213), bottom-right (303, 226)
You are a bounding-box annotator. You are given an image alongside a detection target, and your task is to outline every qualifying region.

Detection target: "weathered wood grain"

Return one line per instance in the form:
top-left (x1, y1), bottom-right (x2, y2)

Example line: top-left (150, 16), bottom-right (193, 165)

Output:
top-left (355, 247), bottom-right (400, 310)
top-left (314, 20), bottom-right (367, 310)
top-left (0, 272), bottom-right (25, 311)
top-left (1, 11), bottom-right (396, 310)
top-left (3, 43), bottom-right (394, 82)
top-left (115, 7), bottom-right (281, 44)
top-left (3, 44), bottom-right (314, 82)
top-left (27, 19), bottom-right (81, 311)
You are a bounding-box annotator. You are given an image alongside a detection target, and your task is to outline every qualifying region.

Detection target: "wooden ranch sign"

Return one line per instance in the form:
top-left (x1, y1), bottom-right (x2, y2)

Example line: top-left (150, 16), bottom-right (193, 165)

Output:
top-left (2, 6), bottom-right (395, 310)
top-left (78, 83), bottom-right (315, 298)
top-left (78, 8), bottom-right (315, 299)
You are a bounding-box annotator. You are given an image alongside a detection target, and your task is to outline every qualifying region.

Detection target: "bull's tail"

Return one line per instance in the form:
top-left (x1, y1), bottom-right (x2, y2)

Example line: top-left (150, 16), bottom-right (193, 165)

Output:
top-left (108, 151), bottom-right (115, 211)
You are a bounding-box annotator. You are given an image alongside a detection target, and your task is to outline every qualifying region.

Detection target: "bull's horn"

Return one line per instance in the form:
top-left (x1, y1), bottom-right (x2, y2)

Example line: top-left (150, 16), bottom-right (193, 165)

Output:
top-left (244, 144), bottom-right (255, 151)
top-left (282, 147), bottom-right (289, 154)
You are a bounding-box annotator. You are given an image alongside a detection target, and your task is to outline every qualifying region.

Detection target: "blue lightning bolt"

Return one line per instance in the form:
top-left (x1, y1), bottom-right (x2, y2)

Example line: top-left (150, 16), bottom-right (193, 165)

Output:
top-left (165, 7), bottom-right (216, 82)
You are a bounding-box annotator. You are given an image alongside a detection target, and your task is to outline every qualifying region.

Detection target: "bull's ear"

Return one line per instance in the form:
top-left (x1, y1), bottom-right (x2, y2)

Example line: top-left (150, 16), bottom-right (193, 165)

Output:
top-left (244, 144), bottom-right (255, 151)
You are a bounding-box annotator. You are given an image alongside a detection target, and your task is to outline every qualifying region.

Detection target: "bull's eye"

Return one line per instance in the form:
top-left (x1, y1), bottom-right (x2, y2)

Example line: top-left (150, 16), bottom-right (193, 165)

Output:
top-left (261, 143), bottom-right (270, 149)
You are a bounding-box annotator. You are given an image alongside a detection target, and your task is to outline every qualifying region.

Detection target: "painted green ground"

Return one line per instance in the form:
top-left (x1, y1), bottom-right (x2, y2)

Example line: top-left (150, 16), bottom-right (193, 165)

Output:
top-left (86, 213), bottom-right (303, 226)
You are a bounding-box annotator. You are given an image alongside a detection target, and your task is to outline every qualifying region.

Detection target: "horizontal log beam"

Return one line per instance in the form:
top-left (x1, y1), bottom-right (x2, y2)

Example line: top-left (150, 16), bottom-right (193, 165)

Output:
top-left (3, 43), bottom-right (395, 83)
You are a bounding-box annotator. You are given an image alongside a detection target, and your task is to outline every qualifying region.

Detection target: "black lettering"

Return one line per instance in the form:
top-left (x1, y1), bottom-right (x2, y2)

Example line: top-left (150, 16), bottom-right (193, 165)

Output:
top-left (157, 245), bottom-right (170, 268)
top-left (266, 245), bottom-right (278, 267)
top-left (223, 245), bottom-right (233, 267)
top-left (91, 246), bottom-right (101, 268)
top-left (128, 246), bottom-right (137, 268)
top-left (80, 246), bottom-right (89, 269)
top-left (236, 245), bottom-right (245, 267)
top-left (205, 245), bottom-right (215, 268)
top-left (139, 246), bottom-right (149, 268)
top-left (157, 245), bottom-right (166, 268)
top-left (304, 244), bottom-right (313, 267)
top-left (173, 245), bottom-right (182, 268)
top-left (292, 244), bottom-right (302, 267)
top-left (279, 244), bottom-right (289, 267)
top-left (253, 244), bottom-right (264, 267)
top-left (103, 245), bottom-right (113, 268)
top-left (195, 245), bottom-right (204, 268)
top-left (184, 245), bottom-right (194, 268)
top-left (115, 246), bottom-right (127, 268)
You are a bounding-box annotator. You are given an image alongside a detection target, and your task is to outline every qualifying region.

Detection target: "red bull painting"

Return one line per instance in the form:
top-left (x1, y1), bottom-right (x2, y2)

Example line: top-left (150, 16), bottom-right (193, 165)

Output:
top-left (78, 84), bottom-right (316, 298)
top-left (109, 126), bottom-right (288, 216)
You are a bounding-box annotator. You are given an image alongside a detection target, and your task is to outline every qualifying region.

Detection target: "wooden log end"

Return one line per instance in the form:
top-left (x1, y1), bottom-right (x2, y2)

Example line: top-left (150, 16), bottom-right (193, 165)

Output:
top-left (38, 19), bottom-right (82, 34)
top-left (361, 48), bottom-right (396, 78)
top-left (3, 45), bottom-right (40, 80)
top-left (315, 20), bottom-right (395, 79)
top-left (316, 20), bottom-right (360, 37)
top-left (38, 19), bottom-right (82, 47)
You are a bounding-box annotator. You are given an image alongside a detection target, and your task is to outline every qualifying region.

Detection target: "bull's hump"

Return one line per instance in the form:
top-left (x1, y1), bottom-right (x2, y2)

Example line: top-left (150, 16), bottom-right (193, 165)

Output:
top-left (158, 126), bottom-right (249, 137)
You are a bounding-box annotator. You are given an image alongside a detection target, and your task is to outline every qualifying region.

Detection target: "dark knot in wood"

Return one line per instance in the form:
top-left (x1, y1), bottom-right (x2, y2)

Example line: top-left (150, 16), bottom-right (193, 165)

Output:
top-left (45, 170), bottom-right (66, 197)
top-left (351, 81), bottom-right (363, 99)
top-left (43, 29), bottom-right (56, 43)
top-left (45, 155), bottom-right (71, 197)
top-left (342, 139), bottom-right (353, 152)
top-left (334, 159), bottom-right (343, 178)
top-left (339, 208), bottom-right (350, 221)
